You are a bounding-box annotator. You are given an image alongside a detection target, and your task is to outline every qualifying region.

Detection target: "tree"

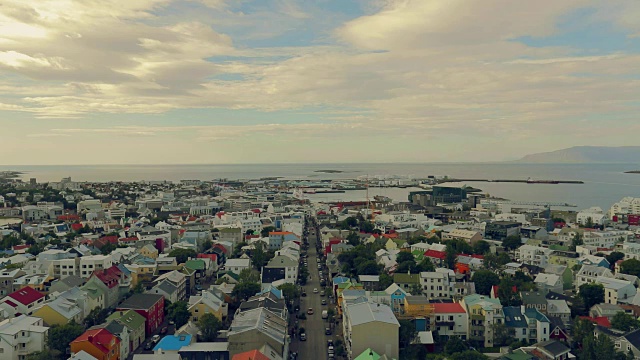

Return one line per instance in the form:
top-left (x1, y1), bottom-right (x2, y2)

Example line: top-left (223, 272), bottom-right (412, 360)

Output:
top-left (233, 282), bottom-right (261, 301)
top-left (84, 307), bottom-right (110, 327)
top-left (168, 248), bottom-right (197, 264)
top-left (581, 328), bottom-right (618, 360)
top-left (444, 336), bottom-right (468, 355)
top-left (498, 277), bottom-right (522, 307)
top-left (250, 244), bottom-right (274, 269)
top-left (26, 349), bottom-right (62, 360)
top-left (299, 266), bottom-right (309, 285)
top-left (359, 220), bottom-right (375, 233)
top-left (492, 322), bottom-right (512, 346)
top-left (471, 270), bottom-right (500, 295)
top-left (167, 301), bottom-right (191, 328)
top-left (502, 235), bottom-right (522, 251)
top-left (379, 273), bottom-right (393, 289)
top-left (450, 351), bottom-right (489, 360)
top-left (202, 240), bottom-right (213, 251)
top-left (197, 313), bottom-right (223, 342)
top-left (570, 233), bottom-right (583, 251)
top-left (611, 311), bottom-right (640, 331)
top-left (473, 240), bottom-right (491, 255)
top-left (356, 260), bottom-right (381, 275)
top-left (261, 226), bottom-right (276, 237)
top-left (417, 258), bottom-right (435, 272)
top-left (277, 283), bottom-right (300, 307)
top-left (346, 232), bottom-right (360, 246)
top-left (100, 242), bottom-right (116, 255)
top-left (399, 319), bottom-right (417, 348)
top-left (47, 321), bottom-right (84, 356)
top-left (585, 217), bottom-right (594, 229)
top-left (579, 283), bottom-right (605, 313)
top-left (396, 261), bottom-right (419, 274)
top-left (606, 251), bottom-right (625, 268)
top-left (396, 252), bottom-right (415, 264)
top-left (620, 259), bottom-right (640, 277)
top-left (445, 243), bottom-right (457, 270)
top-left (238, 268), bottom-right (260, 284)
top-left (410, 283), bottom-right (423, 295)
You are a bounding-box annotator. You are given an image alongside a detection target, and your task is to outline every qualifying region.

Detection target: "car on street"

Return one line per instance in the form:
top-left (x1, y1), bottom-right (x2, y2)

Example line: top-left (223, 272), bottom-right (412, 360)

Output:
top-left (320, 290), bottom-right (325, 297)
top-left (301, 291), bottom-right (307, 297)
top-left (152, 335), bottom-right (160, 343)
top-left (300, 333), bottom-right (307, 341)
top-left (144, 342), bottom-right (154, 350)
top-left (313, 288), bottom-right (319, 293)
top-left (321, 299), bottom-right (327, 305)
top-left (327, 339), bottom-right (333, 347)
top-left (307, 308), bottom-right (314, 315)
top-left (325, 327), bottom-right (331, 335)
top-left (160, 326), bottom-right (168, 334)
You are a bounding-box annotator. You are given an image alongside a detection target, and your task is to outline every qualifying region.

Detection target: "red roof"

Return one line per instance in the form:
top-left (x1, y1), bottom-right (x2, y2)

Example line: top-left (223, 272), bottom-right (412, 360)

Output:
top-left (197, 253), bottom-right (218, 262)
top-left (232, 349), bottom-right (270, 360)
top-left (433, 303), bottom-right (466, 313)
top-left (580, 316), bottom-right (611, 328)
top-left (92, 266), bottom-right (122, 289)
top-left (382, 233), bottom-right (399, 239)
top-left (119, 237), bottom-right (139, 242)
top-left (58, 214), bottom-right (80, 221)
top-left (72, 328), bottom-right (119, 355)
top-left (212, 244), bottom-right (228, 254)
top-left (12, 245), bottom-right (30, 250)
top-left (7, 287), bottom-right (45, 306)
top-left (424, 250), bottom-right (446, 260)
top-left (71, 223), bottom-right (83, 231)
top-left (251, 208), bottom-right (261, 213)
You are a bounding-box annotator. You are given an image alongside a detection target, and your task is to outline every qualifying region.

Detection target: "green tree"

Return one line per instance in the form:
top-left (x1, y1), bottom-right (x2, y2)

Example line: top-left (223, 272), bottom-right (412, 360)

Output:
top-left (396, 252), bottom-right (415, 264)
top-left (83, 307), bottom-right (110, 327)
top-left (396, 261), bottom-right (419, 274)
top-left (233, 282), bottom-right (261, 301)
top-left (47, 321), bottom-right (84, 356)
top-left (585, 217), bottom-right (594, 229)
top-left (298, 266), bottom-right (309, 285)
top-left (26, 349), bottom-right (62, 360)
top-left (606, 251), bottom-right (625, 268)
top-left (202, 240), bottom-right (213, 251)
top-left (250, 243), bottom-right (272, 269)
top-left (379, 273), bottom-right (393, 289)
top-left (569, 233), bottom-right (583, 251)
top-left (359, 220), bottom-right (375, 233)
top-left (167, 301), bottom-right (191, 328)
top-left (197, 313), bottom-right (223, 341)
top-left (238, 268), bottom-right (260, 284)
top-left (444, 336), bottom-right (468, 355)
top-left (471, 270), bottom-right (500, 295)
top-left (492, 322), bottom-right (512, 346)
top-left (260, 226), bottom-right (276, 237)
top-left (100, 242), bottom-right (116, 255)
top-left (232, 242), bottom-right (247, 258)
top-left (356, 260), bottom-right (381, 275)
top-left (399, 319), bottom-right (417, 348)
top-left (498, 277), bottom-right (522, 307)
top-left (450, 351), bottom-right (489, 360)
top-left (473, 240), bottom-right (491, 255)
top-left (502, 235), bottom-right (522, 251)
top-left (620, 258), bottom-right (640, 277)
top-left (277, 283), bottom-right (300, 307)
top-left (581, 328), bottom-right (617, 360)
top-left (168, 248), bottom-right (197, 264)
top-left (445, 243), bottom-right (457, 270)
top-left (417, 258), bottom-right (435, 272)
top-left (579, 283), bottom-right (605, 310)
top-left (346, 232), bottom-right (360, 246)
top-left (611, 311), bottom-right (640, 331)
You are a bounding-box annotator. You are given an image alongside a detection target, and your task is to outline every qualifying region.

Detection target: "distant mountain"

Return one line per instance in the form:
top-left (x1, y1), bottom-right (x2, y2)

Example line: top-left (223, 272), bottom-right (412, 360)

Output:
top-left (516, 146), bottom-right (640, 163)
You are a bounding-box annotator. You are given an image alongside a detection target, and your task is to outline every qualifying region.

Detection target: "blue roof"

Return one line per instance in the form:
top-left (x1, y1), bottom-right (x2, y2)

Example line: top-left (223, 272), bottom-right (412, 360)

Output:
top-left (117, 263), bottom-right (131, 275)
top-left (333, 277), bottom-right (350, 285)
top-left (153, 334), bottom-right (192, 351)
top-left (257, 285), bottom-right (283, 299)
top-left (524, 308), bottom-right (550, 323)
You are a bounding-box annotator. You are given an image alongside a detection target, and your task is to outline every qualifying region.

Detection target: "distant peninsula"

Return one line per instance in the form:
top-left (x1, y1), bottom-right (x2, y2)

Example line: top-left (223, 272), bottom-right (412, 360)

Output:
top-left (314, 170), bottom-right (344, 173)
top-left (625, 171), bottom-right (640, 174)
top-left (515, 146), bottom-right (640, 164)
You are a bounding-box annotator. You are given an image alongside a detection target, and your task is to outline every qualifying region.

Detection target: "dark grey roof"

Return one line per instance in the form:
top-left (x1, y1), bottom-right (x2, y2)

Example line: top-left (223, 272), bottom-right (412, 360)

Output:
top-left (240, 292), bottom-right (286, 314)
top-left (547, 316), bottom-right (567, 332)
top-left (624, 329), bottom-right (640, 348)
top-left (520, 291), bottom-right (547, 305)
top-left (118, 293), bottom-right (163, 310)
top-left (156, 280), bottom-right (178, 295)
top-left (261, 267), bottom-right (286, 284)
top-left (545, 291), bottom-right (571, 302)
top-left (538, 340), bottom-right (570, 356)
top-left (60, 275), bottom-right (85, 288)
top-left (504, 307), bottom-right (527, 328)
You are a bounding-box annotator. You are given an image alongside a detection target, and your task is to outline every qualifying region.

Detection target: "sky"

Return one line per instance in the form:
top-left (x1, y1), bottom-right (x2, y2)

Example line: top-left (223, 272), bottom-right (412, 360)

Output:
top-left (1, 0), bottom-right (640, 165)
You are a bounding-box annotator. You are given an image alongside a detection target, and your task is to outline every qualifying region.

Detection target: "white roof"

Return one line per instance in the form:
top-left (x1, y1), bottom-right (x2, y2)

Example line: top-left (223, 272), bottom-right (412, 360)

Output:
top-left (226, 258), bottom-right (251, 267)
top-left (596, 276), bottom-right (634, 290)
top-left (345, 301), bottom-right (400, 327)
top-left (69, 350), bottom-right (99, 360)
top-left (0, 315), bottom-right (48, 335)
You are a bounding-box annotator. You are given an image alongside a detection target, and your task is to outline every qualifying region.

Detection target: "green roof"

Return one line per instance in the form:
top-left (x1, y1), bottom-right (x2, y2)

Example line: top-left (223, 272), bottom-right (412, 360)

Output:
top-left (393, 273), bottom-right (419, 284)
top-left (500, 351), bottom-right (536, 360)
top-left (220, 228), bottom-right (241, 233)
top-left (185, 259), bottom-right (205, 270)
top-left (107, 309), bottom-right (145, 330)
top-left (354, 348), bottom-right (381, 360)
top-left (411, 250), bottom-right (425, 261)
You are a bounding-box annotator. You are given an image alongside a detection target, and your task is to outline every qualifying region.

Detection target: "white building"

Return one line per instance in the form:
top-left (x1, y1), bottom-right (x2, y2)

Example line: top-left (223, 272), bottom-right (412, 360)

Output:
top-left (420, 269), bottom-right (455, 299)
top-left (575, 265), bottom-right (613, 288)
top-left (515, 245), bottom-right (553, 268)
top-left (583, 230), bottom-right (631, 248)
top-left (596, 276), bottom-right (637, 304)
top-left (0, 315), bottom-right (49, 360)
top-left (610, 197), bottom-right (640, 219)
top-left (432, 302), bottom-right (469, 340)
top-left (576, 207), bottom-right (607, 226)
top-left (342, 301), bottom-right (400, 359)
top-left (225, 259), bottom-right (251, 275)
top-left (79, 255), bottom-right (113, 278)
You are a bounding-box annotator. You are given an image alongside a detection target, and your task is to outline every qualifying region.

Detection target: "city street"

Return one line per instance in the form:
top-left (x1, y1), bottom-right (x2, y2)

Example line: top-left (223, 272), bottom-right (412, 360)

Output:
top-left (291, 222), bottom-right (333, 359)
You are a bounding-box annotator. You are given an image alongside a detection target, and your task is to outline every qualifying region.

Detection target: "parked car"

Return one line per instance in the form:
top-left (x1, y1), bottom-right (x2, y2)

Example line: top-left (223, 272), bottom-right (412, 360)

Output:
top-left (300, 333), bottom-right (307, 341)
top-left (327, 339), bottom-right (333, 347)
top-left (313, 288), bottom-right (319, 293)
top-left (160, 326), bottom-right (168, 335)
top-left (321, 299), bottom-right (327, 305)
top-left (152, 335), bottom-right (160, 343)
top-left (325, 327), bottom-right (331, 335)
top-left (144, 342), bottom-right (153, 350)
top-left (307, 308), bottom-right (314, 315)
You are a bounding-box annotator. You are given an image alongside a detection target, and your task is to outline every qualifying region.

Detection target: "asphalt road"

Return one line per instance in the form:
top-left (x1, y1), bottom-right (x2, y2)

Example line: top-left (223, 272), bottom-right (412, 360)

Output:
top-left (294, 224), bottom-right (333, 360)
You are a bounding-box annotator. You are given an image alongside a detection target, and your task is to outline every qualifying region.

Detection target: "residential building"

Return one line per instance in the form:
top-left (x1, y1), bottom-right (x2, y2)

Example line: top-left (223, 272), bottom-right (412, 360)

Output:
top-left (0, 315), bottom-right (49, 360)
top-left (419, 269), bottom-right (455, 299)
top-left (504, 306), bottom-right (551, 343)
top-left (227, 307), bottom-right (289, 359)
top-left (583, 230), bottom-right (630, 248)
top-left (117, 294), bottom-right (165, 335)
top-left (70, 328), bottom-right (120, 360)
top-left (515, 245), bottom-right (552, 268)
top-left (342, 301), bottom-right (400, 360)
top-left (0, 287), bottom-right (45, 317)
top-left (393, 272), bottom-right (420, 292)
top-left (442, 229), bottom-right (482, 244)
top-left (575, 265), bottom-right (613, 288)
top-left (79, 255), bottom-right (113, 279)
top-left (262, 253), bottom-right (298, 285)
top-left (107, 309), bottom-right (146, 353)
top-left (147, 280), bottom-right (179, 303)
top-left (32, 296), bottom-right (83, 326)
top-left (431, 302), bottom-right (469, 340)
top-left (546, 300), bottom-right (571, 322)
top-left (534, 273), bottom-right (563, 293)
top-left (188, 289), bottom-right (228, 322)
top-left (154, 270), bottom-right (187, 302)
top-left (576, 207), bottom-right (607, 226)
top-left (461, 294), bottom-right (505, 347)
top-left (485, 221), bottom-right (521, 241)
top-left (596, 276), bottom-right (637, 304)
top-left (0, 268), bottom-right (25, 297)
top-left (615, 328), bottom-right (640, 359)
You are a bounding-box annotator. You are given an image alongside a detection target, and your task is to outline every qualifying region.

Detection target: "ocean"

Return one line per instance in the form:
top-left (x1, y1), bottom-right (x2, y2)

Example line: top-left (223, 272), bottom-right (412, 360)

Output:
top-left (2, 163), bottom-right (640, 210)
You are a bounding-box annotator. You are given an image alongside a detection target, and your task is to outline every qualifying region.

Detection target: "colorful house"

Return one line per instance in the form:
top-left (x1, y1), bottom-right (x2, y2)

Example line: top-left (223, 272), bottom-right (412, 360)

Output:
top-left (32, 296), bottom-right (83, 326)
top-left (116, 293), bottom-right (164, 335)
top-left (70, 328), bottom-right (120, 360)
top-left (107, 309), bottom-right (146, 353)
top-left (0, 286), bottom-right (45, 316)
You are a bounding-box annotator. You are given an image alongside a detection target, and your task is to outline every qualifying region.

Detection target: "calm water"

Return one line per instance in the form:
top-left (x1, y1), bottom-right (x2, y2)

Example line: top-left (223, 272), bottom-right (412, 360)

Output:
top-left (2, 163), bottom-right (640, 210)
